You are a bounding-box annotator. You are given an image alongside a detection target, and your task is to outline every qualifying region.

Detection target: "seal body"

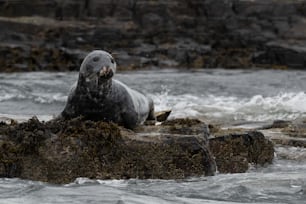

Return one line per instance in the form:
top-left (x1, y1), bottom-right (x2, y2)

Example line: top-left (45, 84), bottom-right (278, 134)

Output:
top-left (60, 50), bottom-right (155, 129)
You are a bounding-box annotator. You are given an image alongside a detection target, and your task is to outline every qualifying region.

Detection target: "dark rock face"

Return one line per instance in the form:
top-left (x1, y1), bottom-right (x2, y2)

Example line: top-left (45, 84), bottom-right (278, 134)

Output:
top-left (209, 131), bottom-right (274, 173)
top-left (0, 117), bottom-right (274, 184)
top-left (0, 117), bottom-right (216, 183)
top-left (253, 42), bottom-right (306, 69)
top-left (1, 0), bottom-right (306, 71)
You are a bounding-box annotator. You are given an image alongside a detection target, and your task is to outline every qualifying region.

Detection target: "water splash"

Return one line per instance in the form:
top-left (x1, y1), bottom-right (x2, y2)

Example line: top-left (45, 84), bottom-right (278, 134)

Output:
top-left (32, 93), bottom-right (67, 104)
top-left (0, 93), bottom-right (26, 102)
top-left (152, 91), bottom-right (306, 122)
top-left (2, 71), bottom-right (306, 124)
top-left (150, 85), bottom-right (171, 112)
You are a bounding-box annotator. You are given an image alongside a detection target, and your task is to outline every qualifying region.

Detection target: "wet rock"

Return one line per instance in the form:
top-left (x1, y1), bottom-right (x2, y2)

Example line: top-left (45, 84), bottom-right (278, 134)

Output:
top-left (269, 135), bottom-right (306, 148)
top-left (209, 131), bottom-right (274, 173)
top-left (121, 131), bottom-right (216, 179)
top-left (273, 119), bottom-right (306, 147)
top-left (260, 120), bottom-right (292, 130)
top-left (0, 117), bottom-right (216, 183)
top-left (259, 118), bottom-right (306, 148)
top-left (0, 117), bottom-right (275, 183)
top-left (160, 118), bottom-right (210, 136)
top-left (283, 122), bottom-right (306, 139)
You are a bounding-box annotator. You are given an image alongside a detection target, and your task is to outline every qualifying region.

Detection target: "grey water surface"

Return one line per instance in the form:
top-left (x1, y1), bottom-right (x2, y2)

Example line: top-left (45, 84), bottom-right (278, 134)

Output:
top-left (1, 69), bottom-right (306, 203)
top-left (1, 69), bottom-right (306, 123)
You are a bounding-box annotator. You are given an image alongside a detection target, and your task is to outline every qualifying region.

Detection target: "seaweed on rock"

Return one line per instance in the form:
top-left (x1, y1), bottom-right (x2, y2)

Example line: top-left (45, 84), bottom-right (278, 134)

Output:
top-left (0, 117), bottom-right (274, 183)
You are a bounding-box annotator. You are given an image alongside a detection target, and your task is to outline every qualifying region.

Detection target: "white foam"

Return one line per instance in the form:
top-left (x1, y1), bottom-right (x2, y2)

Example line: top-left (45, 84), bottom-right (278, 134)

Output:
top-left (32, 93), bottom-right (67, 104)
top-left (276, 146), bottom-right (306, 161)
top-left (152, 91), bottom-right (306, 122)
top-left (0, 92), bottom-right (67, 104)
top-left (0, 114), bottom-right (53, 123)
top-left (0, 93), bottom-right (26, 102)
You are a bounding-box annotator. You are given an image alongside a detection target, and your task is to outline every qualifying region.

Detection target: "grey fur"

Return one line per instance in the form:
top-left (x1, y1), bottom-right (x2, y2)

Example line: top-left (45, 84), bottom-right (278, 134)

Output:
top-left (60, 50), bottom-right (155, 129)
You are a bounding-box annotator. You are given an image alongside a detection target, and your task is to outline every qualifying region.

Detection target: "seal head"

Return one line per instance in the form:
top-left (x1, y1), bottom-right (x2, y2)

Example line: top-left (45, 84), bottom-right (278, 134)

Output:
top-left (78, 50), bottom-right (116, 92)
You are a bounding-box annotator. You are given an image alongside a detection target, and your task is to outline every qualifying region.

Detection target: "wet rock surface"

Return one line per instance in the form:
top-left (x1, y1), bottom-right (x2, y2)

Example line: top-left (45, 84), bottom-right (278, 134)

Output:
top-left (1, 0), bottom-right (306, 71)
top-left (0, 117), bottom-right (215, 183)
top-left (209, 131), bottom-right (274, 173)
top-left (0, 117), bottom-right (274, 184)
top-left (261, 118), bottom-right (306, 148)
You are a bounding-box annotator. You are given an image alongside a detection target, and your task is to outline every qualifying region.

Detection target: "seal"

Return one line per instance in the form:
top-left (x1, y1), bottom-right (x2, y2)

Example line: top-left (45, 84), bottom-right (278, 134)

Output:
top-left (60, 50), bottom-right (155, 129)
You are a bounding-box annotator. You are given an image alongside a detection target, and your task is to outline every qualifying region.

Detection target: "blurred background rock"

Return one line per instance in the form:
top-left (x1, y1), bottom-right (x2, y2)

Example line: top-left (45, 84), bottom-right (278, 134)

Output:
top-left (1, 0), bottom-right (306, 72)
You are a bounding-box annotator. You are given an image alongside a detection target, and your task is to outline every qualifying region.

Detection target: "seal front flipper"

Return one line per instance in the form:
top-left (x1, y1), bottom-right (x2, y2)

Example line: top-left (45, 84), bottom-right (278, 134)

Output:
top-left (59, 82), bottom-right (78, 119)
top-left (146, 97), bottom-right (155, 121)
top-left (121, 111), bottom-right (138, 129)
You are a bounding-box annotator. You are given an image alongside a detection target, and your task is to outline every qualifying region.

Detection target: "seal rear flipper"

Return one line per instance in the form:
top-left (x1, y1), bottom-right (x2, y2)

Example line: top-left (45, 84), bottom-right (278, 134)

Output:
top-left (146, 97), bottom-right (156, 121)
top-left (155, 110), bottom-right (172, 122)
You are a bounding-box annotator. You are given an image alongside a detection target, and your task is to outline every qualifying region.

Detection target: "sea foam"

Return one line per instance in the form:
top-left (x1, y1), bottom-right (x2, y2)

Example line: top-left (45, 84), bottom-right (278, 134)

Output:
top-left (152, 91), bottom-right (306, 122)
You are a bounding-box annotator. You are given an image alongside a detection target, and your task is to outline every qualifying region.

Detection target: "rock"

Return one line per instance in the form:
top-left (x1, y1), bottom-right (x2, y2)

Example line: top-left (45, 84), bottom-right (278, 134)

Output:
top-left (275, 119), bottom-right (306, 147)
top-left (0, 1), bottom-right (58, 17)
top-left (1, 0), bottom-right (306, 71)
top-left (269, 135), bottom-right (306, 148)
top-left (259, 120), bottom-right (292, 130)
top-left (258, 118), bottom-right (306, 148)
top-left (209, 131), bottom-right (274, 173)
top-left (253, 41), bottom-right (306, 69)
top-left (0, 117), bottom-right (275, 183)
top-left (0, 117), bottom-right (216, 183)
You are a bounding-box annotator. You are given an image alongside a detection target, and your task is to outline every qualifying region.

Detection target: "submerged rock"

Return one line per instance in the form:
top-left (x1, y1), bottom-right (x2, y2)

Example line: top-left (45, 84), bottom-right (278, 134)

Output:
top-left (0, 117), bottom-right (274, 183)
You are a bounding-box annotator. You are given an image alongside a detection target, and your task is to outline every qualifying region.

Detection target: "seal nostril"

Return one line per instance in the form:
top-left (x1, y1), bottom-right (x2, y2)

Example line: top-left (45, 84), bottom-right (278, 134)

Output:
top-left (110, 58), bottom-right (114, 64)
top-left (93, 56), bottom-right (100, 62)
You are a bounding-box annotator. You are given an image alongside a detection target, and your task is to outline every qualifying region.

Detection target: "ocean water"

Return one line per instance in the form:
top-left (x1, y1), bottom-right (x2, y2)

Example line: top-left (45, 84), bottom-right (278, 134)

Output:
top-left (1, 69), bottom-right (306, 203)
top-left (1, 69), bottom-right (306, 124)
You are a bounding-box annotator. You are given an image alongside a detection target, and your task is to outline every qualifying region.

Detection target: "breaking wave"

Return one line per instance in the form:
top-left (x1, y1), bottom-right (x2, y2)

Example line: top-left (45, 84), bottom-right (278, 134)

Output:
top-left (0, 91), bottom-right (67, 104)
top-left (153, 91), bottom-right (306, 122)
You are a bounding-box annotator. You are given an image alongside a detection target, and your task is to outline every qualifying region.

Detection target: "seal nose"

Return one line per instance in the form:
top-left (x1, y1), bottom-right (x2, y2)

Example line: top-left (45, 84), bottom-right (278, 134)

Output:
top-left (99, 66), bottom-right (113, 78)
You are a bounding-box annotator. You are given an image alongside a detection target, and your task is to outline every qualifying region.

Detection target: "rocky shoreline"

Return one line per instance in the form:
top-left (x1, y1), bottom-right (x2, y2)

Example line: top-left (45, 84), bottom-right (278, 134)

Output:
top-left (2, 114), bottom-right (306, 184)
top-left (1, 0), bottom-right (306, 72)
top-left (0, 117), bottom-right (275, 184)
top-left (1, 0), bottom-right (306, 184)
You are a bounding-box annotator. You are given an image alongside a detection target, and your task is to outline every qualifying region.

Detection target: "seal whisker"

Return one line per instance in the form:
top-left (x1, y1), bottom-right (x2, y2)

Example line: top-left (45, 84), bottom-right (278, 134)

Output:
top-left (88, 73), bottom-right (97, 80)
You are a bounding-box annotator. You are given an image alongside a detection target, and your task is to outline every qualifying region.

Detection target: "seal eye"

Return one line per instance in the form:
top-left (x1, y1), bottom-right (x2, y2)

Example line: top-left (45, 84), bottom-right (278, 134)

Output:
top-left (93, 56), bottom-right (100, 62)
top-left (110, 58), bottom-right (114, 64)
